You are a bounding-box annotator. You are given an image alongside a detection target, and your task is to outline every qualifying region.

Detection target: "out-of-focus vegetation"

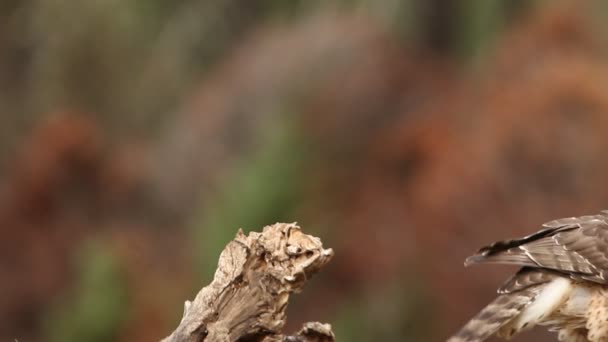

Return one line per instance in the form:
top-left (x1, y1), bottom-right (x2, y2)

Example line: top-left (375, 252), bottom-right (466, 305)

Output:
top-left (3, 1), bottom-right (608, 341)
top-left (45, 241), bottom-right (127, 342)
top-left (196, 117), bottom-right (307, 279)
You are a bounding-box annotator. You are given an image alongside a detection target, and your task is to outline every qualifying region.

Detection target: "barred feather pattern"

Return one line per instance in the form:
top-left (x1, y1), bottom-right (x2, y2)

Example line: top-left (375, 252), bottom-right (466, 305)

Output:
top-left (465, 211), bottom-right (608, 283)
top-left (448, 210), bottom-right (608, 342)
top-left (447, 287), bottom-right (540, 342)
top-left (499, 268), bottom-right (559, 293)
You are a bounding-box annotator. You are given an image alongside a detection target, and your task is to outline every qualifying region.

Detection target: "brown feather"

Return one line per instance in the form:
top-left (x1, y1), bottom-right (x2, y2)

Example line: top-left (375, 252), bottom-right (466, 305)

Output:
top-left (447, 286), bottom-right (540, 342)
top-left (464, 211), bottom-right (608, 283)
top-left (449, 211), bottom-right (608, 342)
top-left (498, 267), bottom-right (559, 294)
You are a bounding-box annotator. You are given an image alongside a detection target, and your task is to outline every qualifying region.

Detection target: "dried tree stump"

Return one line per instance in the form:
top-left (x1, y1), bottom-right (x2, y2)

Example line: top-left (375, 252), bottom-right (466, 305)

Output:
top-left (161, 223), bottom-right (335, 342)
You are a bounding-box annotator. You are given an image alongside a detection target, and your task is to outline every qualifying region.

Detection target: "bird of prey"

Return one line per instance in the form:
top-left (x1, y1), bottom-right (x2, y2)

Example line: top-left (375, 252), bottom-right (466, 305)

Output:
top-left (448, 210), bottom-right (608, 342)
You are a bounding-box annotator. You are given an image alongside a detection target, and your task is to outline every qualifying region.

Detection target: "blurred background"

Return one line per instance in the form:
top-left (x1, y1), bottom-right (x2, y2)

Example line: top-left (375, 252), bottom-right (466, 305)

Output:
top-left (2, 0), bottom-right (608, 341)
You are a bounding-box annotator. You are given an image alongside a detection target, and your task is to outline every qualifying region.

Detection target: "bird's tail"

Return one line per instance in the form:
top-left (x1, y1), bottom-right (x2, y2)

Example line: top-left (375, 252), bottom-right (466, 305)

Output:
top-left (447, 288), bottom-right (537, 342)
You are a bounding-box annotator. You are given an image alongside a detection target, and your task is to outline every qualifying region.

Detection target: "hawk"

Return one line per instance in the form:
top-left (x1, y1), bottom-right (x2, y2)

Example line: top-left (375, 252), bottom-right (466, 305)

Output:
top-left (448, 210), bottom-right (608, 342)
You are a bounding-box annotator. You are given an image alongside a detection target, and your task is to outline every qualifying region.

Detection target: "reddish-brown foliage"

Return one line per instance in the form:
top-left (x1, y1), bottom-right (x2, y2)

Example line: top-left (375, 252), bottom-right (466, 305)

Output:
top-left (5, 3), bottom-right (608, 342)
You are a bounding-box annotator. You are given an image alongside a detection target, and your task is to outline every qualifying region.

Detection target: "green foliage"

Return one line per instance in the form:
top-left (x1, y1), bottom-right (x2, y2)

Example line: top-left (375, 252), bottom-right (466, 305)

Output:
top-left (195, 116), bottom-right (308, 279)
top-left (455, 0), bottom-right (534, 61)
top-left (458, 0), bottom-right (508, 61)
top-left (332, 280), bottom-right (433, 341)
top-left (44, 240), bottom-right (128, 342)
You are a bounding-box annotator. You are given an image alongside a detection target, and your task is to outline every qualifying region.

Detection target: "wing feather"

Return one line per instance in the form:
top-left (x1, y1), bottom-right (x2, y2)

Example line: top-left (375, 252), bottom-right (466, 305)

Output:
top-left (465, 211), bottom-right (608, 283)
top-left (447, 288), bottom-right (539, 342)
top-left (451, 212), bottom-right (608, 341)
top-left (448, 269), bottom-right (549, 342)
top-left (498, 267), bottom-right (559, 294)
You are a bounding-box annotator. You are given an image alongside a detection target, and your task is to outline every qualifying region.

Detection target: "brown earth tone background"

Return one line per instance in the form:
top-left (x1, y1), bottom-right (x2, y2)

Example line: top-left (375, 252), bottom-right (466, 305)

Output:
top-left (1, 1), bottom-right (608, 341)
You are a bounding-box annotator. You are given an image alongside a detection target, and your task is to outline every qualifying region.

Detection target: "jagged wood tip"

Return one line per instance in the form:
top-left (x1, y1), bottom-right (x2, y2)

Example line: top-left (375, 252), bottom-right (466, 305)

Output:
top-left (161, 222), bottom-right (335, 342)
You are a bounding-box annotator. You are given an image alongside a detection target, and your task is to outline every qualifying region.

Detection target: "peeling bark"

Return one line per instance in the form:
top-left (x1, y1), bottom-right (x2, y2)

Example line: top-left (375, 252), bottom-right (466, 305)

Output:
top-left (161, 223), bottom-right (335, 342)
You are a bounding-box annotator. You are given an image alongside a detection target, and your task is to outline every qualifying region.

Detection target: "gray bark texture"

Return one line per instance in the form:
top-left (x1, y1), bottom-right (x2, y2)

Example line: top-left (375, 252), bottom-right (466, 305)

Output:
top-left (161, 223), bottom-right (335, 342)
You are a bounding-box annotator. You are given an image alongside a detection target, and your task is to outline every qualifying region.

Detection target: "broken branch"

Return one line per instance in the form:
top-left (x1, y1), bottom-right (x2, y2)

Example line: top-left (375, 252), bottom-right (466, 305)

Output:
top-left (161, 223), bottom-right (335, 342)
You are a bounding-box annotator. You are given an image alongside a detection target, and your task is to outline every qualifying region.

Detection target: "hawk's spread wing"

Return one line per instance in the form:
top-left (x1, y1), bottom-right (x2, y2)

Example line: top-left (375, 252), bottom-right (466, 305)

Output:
top-left (447, 269), bottom-right (551, 342)
top-left (465, 211), bottom-right (608, 283)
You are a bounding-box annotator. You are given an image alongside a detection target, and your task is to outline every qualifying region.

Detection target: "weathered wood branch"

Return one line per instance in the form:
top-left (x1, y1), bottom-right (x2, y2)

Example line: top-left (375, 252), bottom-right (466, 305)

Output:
top-left (161, 223), bottom-right (335, 342)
